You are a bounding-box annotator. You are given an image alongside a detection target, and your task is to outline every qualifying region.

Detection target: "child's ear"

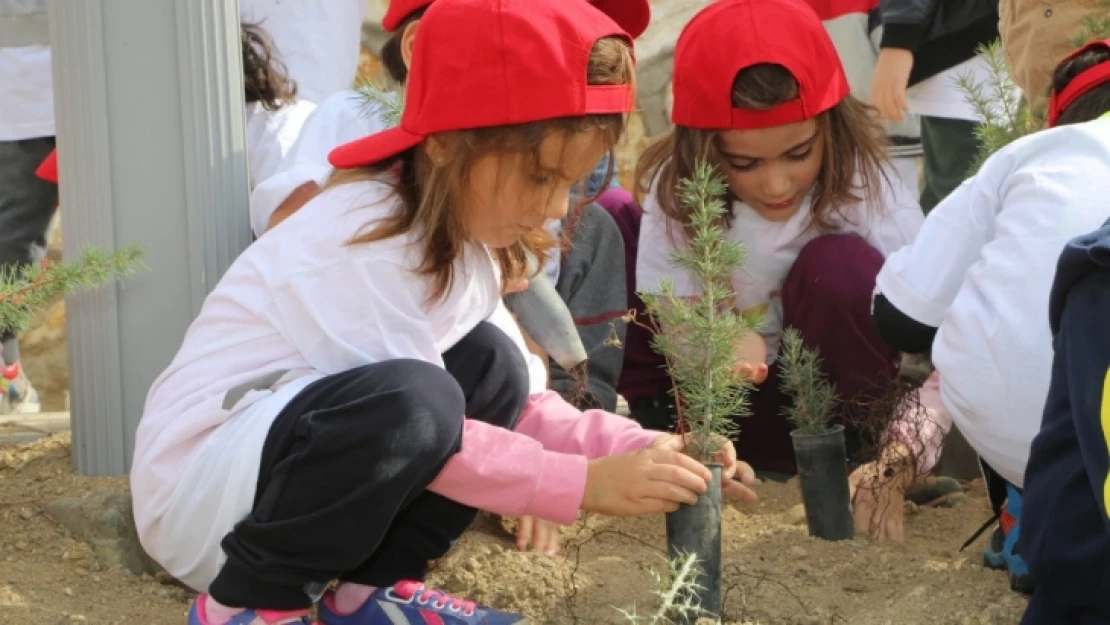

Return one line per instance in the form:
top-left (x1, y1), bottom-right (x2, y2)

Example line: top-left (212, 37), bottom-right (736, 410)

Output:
top-left (423, 136), bottom-right (448, 166)
top-left (401, 19), bottom-right (420, 72)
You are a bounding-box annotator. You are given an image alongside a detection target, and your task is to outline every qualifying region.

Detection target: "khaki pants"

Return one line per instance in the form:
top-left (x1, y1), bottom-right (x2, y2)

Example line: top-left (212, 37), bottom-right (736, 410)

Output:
top-left (999, 0), bottom-right (1107, 112)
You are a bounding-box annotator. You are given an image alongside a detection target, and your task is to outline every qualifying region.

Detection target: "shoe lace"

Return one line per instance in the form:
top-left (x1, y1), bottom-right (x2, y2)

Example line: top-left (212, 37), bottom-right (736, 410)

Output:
top-left (394, 581), bottom-right (477, 615)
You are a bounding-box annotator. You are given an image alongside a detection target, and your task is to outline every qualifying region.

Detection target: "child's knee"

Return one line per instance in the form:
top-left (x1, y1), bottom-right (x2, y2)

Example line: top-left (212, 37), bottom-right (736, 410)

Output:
top-left (788, 234), bottom-right (883, 308)
top-left (450, 322), bottom-right (530, 427)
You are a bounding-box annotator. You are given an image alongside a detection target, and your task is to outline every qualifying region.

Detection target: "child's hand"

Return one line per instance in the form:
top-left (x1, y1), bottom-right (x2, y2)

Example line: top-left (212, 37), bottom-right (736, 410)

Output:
top-left (582, 448), bottom-right (712, 516)
top-left (848, 443), bottom-right (914, 541)
top-left (651, 434), bottom-right (758, 503)
top-left (515, 515), bottom-right (562, 555)
top-left (733, 332), bottom-right (769, 385)
top-left (869, 48), bottom-right (914, 121)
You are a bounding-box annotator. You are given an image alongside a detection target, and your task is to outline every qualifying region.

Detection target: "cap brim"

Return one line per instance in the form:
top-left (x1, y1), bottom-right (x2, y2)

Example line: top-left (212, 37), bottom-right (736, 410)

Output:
top-left (592, 0), bottom-right (650, 39)
top-left (328, 126), bottom-right (425, 170)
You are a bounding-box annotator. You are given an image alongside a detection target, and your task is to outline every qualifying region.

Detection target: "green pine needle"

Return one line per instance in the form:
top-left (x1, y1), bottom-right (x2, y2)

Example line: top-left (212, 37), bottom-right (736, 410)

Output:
top-left (0, 245), bottom-right (145, 338)
top-left (638, 160), bottom-right (762, 461)
top-left (350, 76), bottom-right (404, 128)
top-left (777, 328), bottom-right (838, 435)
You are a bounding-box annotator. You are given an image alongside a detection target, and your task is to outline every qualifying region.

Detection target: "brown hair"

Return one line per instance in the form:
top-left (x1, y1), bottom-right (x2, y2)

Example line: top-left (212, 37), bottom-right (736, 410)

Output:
top-left (380, 8), bottom-right (428, 84)
top-left (1051, 45), bottom-right (1110, 126)
top-left (330, 37), bottom-right (634, 302)
top-left (241, 22), bottom-right (298, 111)
top-left (635, 64), bottom-right (888, 233)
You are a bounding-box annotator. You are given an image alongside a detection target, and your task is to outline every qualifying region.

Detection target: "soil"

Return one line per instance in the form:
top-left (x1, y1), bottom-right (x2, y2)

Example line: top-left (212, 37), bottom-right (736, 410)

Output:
top-left (0, 434), bottom-right (1028, 625)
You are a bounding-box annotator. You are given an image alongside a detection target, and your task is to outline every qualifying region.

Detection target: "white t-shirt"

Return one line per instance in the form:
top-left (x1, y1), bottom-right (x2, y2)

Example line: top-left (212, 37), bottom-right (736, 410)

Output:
top-left (906, 55), bottom-right (1019, 122)
top-left (238, 0), bottom-right (367, 105)
top-left (875, 119), bottom-right (1110, 487)
top-left (245, 100), bottom-right (317, 190)
top-left (249, 89), bottom-right (386, 237)
top-left (0, 45), bottom-right (53, 141)
top-left (637, 164), bottom-right (923, 361)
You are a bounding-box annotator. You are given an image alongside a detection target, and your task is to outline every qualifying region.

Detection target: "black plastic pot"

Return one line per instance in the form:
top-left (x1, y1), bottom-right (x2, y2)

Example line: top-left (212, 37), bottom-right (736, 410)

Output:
top-left (790, 425), bottom-right (854, 541)
top-left (665, 462), bottom-right (722, 622)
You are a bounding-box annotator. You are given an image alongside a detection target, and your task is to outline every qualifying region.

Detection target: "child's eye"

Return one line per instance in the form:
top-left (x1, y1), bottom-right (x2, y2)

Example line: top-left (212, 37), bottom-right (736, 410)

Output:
top-left (787, 148), bottom-right (813, 162)
top-left (727, 161), bottom-right (757, 173)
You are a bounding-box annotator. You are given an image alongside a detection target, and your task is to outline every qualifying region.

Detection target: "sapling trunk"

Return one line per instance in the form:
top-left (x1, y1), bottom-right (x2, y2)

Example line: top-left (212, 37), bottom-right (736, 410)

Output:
top-left (778, 328), bottom-right (853, 541)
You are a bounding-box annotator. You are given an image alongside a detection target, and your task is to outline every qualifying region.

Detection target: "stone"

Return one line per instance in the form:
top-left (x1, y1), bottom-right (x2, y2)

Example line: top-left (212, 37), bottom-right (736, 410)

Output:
top-left (40, 489), bottom-right (163, 576)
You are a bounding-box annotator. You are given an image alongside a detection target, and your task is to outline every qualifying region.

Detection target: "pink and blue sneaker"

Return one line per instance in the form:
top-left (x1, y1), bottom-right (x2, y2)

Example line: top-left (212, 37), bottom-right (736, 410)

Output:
top-left (318, 581), bottom-right (528, 625)
top-left (187, 594), bottom-right (317, 625)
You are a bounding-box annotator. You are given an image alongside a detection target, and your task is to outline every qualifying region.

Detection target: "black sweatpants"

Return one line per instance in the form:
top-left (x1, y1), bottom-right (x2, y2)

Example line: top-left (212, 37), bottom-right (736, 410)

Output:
top-left (0, 137), bottom-right (58, 362)
top-left (208, 321), bottom-right (530, 609)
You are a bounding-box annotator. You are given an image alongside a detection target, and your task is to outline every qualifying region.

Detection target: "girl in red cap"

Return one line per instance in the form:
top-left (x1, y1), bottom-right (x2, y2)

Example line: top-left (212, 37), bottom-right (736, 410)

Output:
top-left (628, 0), bottom-right (924, 478)
top-left (131, 1), bottom-right (755, 625)
top-left (869, 41), bottom-right (1110, 604)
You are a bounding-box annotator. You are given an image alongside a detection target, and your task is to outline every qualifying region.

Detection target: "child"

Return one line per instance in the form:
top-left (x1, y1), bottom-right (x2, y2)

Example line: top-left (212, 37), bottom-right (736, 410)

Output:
top-left (869, 0), bottom-right (1000, 212)
top-left (1019, 216), bottom-right (1110, 625)
top-left (241, 23), bottom-right (317, 189)
top-left (248, 0), bottom-right (649, 414)
top-left (130, 2), bottom-right (756, 625)
top-left (801, 0), bottom-right (923, 198)
top-left (869, 39), bottom-right (1110, 584)
top-left (631, 0), bottom-right (923, 476)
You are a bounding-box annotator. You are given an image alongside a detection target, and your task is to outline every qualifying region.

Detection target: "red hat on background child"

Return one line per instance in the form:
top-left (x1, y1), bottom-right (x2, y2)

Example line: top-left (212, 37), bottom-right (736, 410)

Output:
top-left (381, 0), bottom-right (652, 39)
top-left (36, 148), bottom-right (58, 184)
top-left (330, 0), bottom-right (636, 169)
top-left (671, 0), bottom-right (850, 131)
top-left (1047, 39), bottom-right (1110, 127)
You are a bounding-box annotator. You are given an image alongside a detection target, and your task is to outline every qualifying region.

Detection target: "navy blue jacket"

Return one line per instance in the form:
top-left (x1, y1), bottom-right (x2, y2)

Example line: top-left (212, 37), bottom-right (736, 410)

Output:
top-left (1019, 218), bottom-right (1110, 625)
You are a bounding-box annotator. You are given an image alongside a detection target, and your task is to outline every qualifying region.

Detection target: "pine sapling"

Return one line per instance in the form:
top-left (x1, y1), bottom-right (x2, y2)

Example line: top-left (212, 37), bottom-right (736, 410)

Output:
top-left (778, 327), bottom-right (837, 435)
top-left (351, 76), bottom-right (404, 128)
top-left (0, 245), bottom-right (145, 340)
top-left (639, 160), bottom-right (762, 461)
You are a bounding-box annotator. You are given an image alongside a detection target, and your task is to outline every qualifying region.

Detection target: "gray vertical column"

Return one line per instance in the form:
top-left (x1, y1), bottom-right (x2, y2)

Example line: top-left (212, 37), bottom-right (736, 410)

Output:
top-left (48, 0), bottom-right (250, 476)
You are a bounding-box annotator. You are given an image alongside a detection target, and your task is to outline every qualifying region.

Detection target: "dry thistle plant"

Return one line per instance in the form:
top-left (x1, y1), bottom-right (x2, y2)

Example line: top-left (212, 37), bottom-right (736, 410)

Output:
top-left (638, 160), bottom-right (761, 461)
top-left (777, 328), bottom-right (837, 435)
top-left (616, 552), bottom-right (709, 625)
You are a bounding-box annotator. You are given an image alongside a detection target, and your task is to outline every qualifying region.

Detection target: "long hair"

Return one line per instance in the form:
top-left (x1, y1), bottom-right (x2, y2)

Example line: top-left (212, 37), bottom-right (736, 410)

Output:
top-left (635, 64), bottom-right (889, 232)
top-left (329, 36), bottom-right (635, 302)
top-left (241, 22), bottom-right (298, 111)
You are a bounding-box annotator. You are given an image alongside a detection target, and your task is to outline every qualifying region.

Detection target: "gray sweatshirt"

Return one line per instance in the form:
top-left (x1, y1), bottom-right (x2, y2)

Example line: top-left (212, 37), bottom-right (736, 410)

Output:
top-left (549, 202), bottom-right (628, 412)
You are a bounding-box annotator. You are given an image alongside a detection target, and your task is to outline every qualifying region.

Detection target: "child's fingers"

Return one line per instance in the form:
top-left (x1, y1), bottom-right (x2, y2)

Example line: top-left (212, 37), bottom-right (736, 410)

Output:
top-left (516, 516), bottom-right (533, 550)
top-left (732, 460), bottom-right (756, 486)
top-left (649, 448), bottom-right (713, 484)
top-left (722, 478), bottom-right (758, 502)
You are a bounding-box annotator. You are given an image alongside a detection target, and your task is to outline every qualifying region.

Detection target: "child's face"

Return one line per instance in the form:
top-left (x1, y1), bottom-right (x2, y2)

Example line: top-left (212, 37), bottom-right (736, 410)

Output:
top-left (464, 130), bottom-right (609, 249)
top-left (715, 119), bottom-right (823, 222)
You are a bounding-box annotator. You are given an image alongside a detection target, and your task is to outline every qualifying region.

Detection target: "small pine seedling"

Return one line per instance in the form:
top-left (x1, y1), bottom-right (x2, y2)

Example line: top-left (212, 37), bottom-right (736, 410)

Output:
top-left (616, 552), bottom-right (707, 625)
top-left (350, 76), bottom-right (404, 128)
top-left (955, 40), bottom-right (1036, 176)
top-left (638, 160), bottom-right (761, 461)
top-left (777, 327), bottom-right (838, 435)
top-left (0, 245), bottom-right (145, 338)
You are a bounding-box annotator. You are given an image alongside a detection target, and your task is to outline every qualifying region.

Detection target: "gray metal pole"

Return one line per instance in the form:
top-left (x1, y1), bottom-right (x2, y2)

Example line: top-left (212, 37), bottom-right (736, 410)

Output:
top-left (48, 0), bottom-right (250, 476)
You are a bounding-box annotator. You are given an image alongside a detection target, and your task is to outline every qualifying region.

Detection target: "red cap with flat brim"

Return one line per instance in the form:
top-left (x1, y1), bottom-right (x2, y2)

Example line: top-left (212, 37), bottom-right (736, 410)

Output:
top-left (331, 0), bottom-right (636, 170)
top-left (671, 0), bottom-right (849, 131)
top-left (381, 0), bottom-right (651, 39)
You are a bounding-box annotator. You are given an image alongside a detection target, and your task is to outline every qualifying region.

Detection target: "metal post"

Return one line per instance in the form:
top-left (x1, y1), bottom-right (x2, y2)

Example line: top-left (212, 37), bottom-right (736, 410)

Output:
top-left (48, 0), bottom-right (250, 476)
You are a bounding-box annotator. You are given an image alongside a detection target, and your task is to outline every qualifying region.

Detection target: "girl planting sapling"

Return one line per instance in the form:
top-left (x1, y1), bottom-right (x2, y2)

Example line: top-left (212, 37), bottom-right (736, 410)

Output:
top-left (130, 1), bottom-right (756, 624)
top-left (634, 0), bottom-right (924, 477)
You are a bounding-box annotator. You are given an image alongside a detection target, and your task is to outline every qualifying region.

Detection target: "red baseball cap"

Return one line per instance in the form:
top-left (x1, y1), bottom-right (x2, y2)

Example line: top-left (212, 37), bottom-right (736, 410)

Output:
top-left (331, 0), bottom-right (635, 170)
top-left (37, 148), bottom-right (58, 184)
top-left (671, 0), bottom-right (849, 130)
top-left (1048, 38), bottom-right (1110, 127)
top-left (381, 0), bottom-right (651, 39)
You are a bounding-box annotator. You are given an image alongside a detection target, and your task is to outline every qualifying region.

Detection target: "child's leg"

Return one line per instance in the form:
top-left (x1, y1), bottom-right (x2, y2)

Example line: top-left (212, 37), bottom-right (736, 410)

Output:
top-left (550, 203), bottom-right (628, 411)
top-left (918, 116), bottom-right (979, 214)
top-left (206, 321), bottom-right (528, 612)
top-left (740, 234), bottom-right (900, 474)
top-left (1019, 270), bottom-right (1110, 624)
top-left (0, 137), bottom-right (57, 413)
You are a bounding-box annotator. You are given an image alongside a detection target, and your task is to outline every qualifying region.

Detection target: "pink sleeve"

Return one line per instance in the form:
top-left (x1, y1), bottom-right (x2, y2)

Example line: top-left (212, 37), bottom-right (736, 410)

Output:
top-left (425, 391), bottom-right (663, 525)
top-left (883, 371), bottom-right (952, 476)
top-left (513, 391), bottom-right (663, 457)
top-left (426, 418), bottom-right (588, 525)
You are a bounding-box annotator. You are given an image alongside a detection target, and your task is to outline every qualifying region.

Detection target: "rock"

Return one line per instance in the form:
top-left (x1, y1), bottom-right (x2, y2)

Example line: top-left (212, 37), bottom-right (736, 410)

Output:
top-left (782, 504), bottom-right (808, 526)
top-left (40, 489), bottom-right (163, 576)
top-left (18, 507), bottom-right (32, 520)
top-left (789, 545), bottom-right (807, 558)
top-left (15, 541), bottom-right (27, 550)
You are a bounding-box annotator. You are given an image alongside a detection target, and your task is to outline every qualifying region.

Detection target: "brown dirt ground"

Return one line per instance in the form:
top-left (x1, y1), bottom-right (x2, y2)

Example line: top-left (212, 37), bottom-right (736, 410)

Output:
top-left (0, 434), bottom-right (1028, 625)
